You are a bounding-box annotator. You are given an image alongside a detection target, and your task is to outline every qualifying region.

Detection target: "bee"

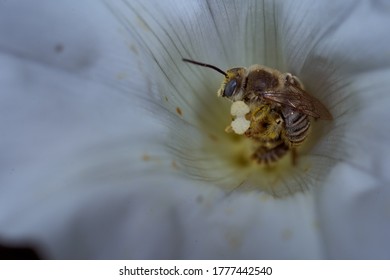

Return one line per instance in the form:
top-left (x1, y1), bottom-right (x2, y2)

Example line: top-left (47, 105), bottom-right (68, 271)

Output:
top-left (182, 58), bottom-right (332, 165)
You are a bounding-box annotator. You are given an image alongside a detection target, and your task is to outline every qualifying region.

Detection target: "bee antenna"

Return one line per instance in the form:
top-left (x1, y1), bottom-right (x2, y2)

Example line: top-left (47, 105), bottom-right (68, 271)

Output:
top-left (182, 58), bottom-right (227, 77)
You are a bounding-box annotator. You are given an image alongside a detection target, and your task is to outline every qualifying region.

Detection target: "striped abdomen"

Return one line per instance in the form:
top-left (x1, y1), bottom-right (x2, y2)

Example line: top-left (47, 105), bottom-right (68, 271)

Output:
top-left (281, 107), bottom-right (311, 146)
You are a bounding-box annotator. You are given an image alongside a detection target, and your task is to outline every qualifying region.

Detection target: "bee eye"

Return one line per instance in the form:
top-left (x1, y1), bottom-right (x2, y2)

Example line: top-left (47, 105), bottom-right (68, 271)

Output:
top-left (224, 79), bottom-right (237, 97)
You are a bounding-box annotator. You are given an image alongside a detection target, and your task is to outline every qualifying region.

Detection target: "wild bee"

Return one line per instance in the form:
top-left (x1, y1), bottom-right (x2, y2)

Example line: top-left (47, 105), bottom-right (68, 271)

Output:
top-left (182, 58), bottom-right (332, 165)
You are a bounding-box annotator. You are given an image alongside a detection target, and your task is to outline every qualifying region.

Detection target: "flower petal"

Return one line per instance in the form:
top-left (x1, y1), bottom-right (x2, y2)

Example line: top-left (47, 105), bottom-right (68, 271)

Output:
top-left (280, 0), bottom-right (358, 72)
top-left (1, 177), bottom-right (325, 259)
top-left (317, 68), bottom-right (390, 258)
top-left (179, 192), bottom-right (324, 259)
top-left (319, 163), bottom-right (390, 259)
top-left (309, 1), bottom-right (390, 74)
top-left (0, 0), bottom-right (174, 253)
top-left (298, 4), bottom-right (390, 255)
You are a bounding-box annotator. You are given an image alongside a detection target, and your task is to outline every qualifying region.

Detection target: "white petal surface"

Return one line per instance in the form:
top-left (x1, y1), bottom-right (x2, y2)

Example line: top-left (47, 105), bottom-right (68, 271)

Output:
top-left (0, 0), bottom-right (170, 257)
top-left (318, 69), bottom-right (390, 259)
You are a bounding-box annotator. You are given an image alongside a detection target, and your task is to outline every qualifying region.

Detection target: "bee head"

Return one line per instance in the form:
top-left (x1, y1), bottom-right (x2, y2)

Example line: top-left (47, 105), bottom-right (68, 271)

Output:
top-left (182, 58), bottom-right (246, 102)
top-left (217, 68), bottom-right (246, 101)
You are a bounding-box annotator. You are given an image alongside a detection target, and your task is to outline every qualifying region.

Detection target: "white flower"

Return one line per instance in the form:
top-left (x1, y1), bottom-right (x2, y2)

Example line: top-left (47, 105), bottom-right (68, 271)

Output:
top-left (0, 0), bottom-right (389, 259)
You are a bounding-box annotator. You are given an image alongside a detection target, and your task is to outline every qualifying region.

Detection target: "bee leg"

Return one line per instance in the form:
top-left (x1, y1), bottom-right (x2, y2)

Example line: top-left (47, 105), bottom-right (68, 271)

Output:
top-left (252, 143), bottom-right (289, 165)
top-left (291, 147), bottom-right (298, 166)
top-left (284, 73), bottom-right (304, 90)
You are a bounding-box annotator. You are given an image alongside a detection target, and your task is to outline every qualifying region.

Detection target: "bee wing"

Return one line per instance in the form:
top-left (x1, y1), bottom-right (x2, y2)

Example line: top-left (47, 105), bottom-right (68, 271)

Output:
top-left (263, 85), bottom-right (333, 120)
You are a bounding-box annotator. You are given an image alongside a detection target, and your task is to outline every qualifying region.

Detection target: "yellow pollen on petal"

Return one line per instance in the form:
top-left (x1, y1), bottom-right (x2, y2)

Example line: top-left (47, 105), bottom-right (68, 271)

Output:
top-left (176, 107), bottom-right (183, 116)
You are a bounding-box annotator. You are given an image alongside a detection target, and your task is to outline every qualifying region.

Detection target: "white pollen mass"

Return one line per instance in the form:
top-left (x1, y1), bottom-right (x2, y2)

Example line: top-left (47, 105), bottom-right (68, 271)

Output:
top-left (231, 101), bottom-right (250, 117)
top-left (231, 117), bottom-right (250, 135)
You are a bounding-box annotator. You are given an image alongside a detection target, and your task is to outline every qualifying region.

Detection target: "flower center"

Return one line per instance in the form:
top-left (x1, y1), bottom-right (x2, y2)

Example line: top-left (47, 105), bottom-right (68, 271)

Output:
top-left (164, 61), bottom-right (335, 197)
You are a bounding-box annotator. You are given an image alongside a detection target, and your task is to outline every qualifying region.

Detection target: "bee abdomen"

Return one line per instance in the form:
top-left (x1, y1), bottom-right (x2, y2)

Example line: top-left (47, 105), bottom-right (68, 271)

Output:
top-left (282, 109), bottom-right (310, 146)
